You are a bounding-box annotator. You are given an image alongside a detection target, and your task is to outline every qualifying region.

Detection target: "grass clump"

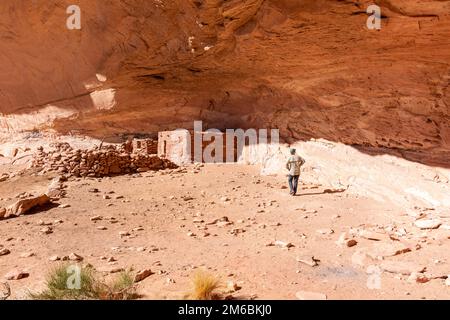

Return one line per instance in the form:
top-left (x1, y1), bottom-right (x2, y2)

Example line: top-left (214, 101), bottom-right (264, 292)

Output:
top-left (189, 270), bottom-right (222, 300)
top-left (100, 269), bottom-right (139, 300)
top-left (30, 264), bottom-right (138, 300)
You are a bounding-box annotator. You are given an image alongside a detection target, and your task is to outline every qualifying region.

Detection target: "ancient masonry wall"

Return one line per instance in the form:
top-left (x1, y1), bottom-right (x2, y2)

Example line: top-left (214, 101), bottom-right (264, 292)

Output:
top-left (30, 142), bottom-right (177, 177)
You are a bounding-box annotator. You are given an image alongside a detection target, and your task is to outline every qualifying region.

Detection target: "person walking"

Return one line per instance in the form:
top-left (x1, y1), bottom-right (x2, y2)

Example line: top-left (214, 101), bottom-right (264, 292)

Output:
top-left (286, 148), bottom-right (305, 196)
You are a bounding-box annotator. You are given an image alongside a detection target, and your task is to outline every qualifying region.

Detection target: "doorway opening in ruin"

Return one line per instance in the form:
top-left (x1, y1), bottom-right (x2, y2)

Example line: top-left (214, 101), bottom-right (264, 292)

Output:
top-left (156, 128), bottom-right (279, 166)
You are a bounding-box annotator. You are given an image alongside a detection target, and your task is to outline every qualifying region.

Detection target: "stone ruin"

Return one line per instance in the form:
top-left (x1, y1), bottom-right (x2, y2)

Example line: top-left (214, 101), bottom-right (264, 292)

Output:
top-left (30, 141), bottom-right (177, 178)
top-left (132, 139), bottom-right (158, 155)
top-left (158, 130), bottom-right (237, 165)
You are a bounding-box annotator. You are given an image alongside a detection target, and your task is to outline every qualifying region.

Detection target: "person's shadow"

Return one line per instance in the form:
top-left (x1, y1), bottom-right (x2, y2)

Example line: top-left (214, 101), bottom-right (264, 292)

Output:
top-left (294, 188), bottom-right (347, 197)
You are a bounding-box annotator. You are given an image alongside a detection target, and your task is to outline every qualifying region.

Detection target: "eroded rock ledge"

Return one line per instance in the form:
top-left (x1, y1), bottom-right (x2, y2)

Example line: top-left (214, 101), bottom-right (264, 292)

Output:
top-left (0, 0), bottom-right (449, 165)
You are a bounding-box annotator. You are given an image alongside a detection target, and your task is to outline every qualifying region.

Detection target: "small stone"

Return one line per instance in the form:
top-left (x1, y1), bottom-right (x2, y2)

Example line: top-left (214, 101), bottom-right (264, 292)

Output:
top-left (97, 226), bottom-right (107, 230)
top-left (316, 228), bottom-right (334, 235)
top-left (274, 240), bottom-right (294, 249)
top-left (380, 261), bottom-right (425, 275)
top-left (90, 215), bottom-right (103, 221)
top-left (40, 226), bottom-right (53, 234)
top-left (119, 231), bottom-right (130, 237)
top-left (20, 252), bottom-right (35, 258)
top-left (58, 204), bottom-right (71, 208)
top-left (346, 239), bottom-right (358, 247)
top-left (445, 277), bottom-right (450, 286)
top-left (226, 281), bottom-right (241, 293)
top-left (296, 256), bottom-right (320, 267)
top-left (296, 290), bottom-right (327, 300)
top-left (408, 272), bottom-right (430, 284)
top-left (0, 248), bottom-right (10, 256)
top-left (49, 255), bottom-right (60, 261)
top-left (0, 281), bottom-right (10, 300)
top-left (68, 253), bottom-right (83, 261)
top-left (187, 232), bottom-right (196, 237)
top-left (97, 266), bottom-right (124, 274)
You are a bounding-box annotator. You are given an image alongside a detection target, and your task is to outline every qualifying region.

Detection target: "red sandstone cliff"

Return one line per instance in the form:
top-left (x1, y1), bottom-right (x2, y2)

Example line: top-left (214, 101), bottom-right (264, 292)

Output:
top-left (1, 0), bottom-right (449, 165)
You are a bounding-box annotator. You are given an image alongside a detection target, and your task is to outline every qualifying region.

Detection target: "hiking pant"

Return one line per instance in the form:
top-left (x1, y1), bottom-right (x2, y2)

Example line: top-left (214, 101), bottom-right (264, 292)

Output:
top-left (288, 175), bottom-right (300, 194)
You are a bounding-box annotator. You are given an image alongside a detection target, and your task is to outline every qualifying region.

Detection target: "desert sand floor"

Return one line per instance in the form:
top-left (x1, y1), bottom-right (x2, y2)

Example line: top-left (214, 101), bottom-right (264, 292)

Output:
top-left (0, 163), bottom-right (449, 300)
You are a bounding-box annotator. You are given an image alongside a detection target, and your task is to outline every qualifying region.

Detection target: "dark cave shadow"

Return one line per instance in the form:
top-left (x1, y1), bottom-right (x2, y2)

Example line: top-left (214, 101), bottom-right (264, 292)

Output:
top-left (5, 76), bottom-right (450, 170)
top-left (352, 145), bottom-right (450, 169)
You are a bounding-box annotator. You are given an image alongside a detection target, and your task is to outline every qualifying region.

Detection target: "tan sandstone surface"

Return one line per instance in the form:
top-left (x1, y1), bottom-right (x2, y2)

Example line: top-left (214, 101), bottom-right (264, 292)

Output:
top-left (0, 139), bottom-right (449, 300)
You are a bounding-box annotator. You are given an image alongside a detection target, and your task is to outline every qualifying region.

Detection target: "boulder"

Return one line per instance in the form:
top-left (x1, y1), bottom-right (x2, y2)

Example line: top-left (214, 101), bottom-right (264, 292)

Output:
top-left (4, 194), bottom-right (51, 219)
top-left (134, 269), bottom-right (154, 282)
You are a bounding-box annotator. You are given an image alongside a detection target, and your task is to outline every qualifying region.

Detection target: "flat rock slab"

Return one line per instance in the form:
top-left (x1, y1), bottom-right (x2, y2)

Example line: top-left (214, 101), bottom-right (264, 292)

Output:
top-left (4, 270), bottom-right (29, 280)
top-left (380, 261), bottom-right (426, 275)
top-left (4, 194), bottom-right (51, 219)
top-left (414, 219), bottom-right (441, 230)
top-left (365, 243), bottom-right (412, 260)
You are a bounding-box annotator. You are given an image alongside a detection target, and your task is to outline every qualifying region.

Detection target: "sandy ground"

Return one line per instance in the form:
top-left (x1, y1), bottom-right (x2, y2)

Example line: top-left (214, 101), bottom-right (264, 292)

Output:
top-left (0, 162), bottom-right (449, 300)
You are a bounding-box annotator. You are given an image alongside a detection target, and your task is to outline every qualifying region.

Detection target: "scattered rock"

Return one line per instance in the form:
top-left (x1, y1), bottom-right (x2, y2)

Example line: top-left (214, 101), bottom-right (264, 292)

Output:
top-left (40, 226), bottom-right (53, 234)
top-left (408, 272), bottom-right (430, 284)
top-left (97, 266), bottom-right (124, 274)
top-left (3, 194), bottom-right (51, 219)
top-left (0, 281), bottom-right (10, 300)
top-left (68, 253), bottom-right (83, 261)
top-left (20, 252), bottom-right (35, 258)
top-left (271, 240), bottom-right (294, 249)
top-left (134, 269), bottom-right (154, 282)
top-left (358, 230), bottom-right (385, 241)
top-left (49, 255), bottom-right (61, 261)
top-left (226, 281), bottom-right (242, 293)
top-left (4, 269), bottom-right (29, 280)
top-left (414, 219), bottom-right (441, 230)
top-left (296, 256), bottom-right (320, 267)
top-left (380, 261), bottom-right (426, 275)
top-left (365, 243), bottom-right (412, 260)
top-left (0, 248), bottom-right (10, 256)
top-left (316, 228), bottom-right (334, 235)
top-left (346, 239), bottom-right (358, 247)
